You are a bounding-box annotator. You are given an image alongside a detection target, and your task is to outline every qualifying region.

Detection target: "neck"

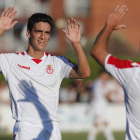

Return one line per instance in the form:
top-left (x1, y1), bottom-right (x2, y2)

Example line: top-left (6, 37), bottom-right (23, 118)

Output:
top-left (26, 47), bottom-right (44, 59)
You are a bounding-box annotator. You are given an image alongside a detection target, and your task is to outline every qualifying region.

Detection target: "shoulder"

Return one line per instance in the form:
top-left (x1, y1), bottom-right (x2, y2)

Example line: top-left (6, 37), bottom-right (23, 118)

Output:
top-left (106, 54), bottom-right (139, 69)
top-left (56, 55), bottom-right (75, 65)
top-left (47, 54), bottom-right (71, 62)
top-left (45, 52), bottom-right (53, 57)
top-left (15, 52), bottom-right (25, 56)
top-left (0, 52), bottom-right (17, 58)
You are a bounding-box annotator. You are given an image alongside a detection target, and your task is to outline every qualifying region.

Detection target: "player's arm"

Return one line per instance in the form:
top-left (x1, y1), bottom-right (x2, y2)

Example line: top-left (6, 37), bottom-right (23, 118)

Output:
top-left (63, 18), bottom-right (91, 79)
top-left (90, 5), bottom-right (128, 68)
top-left (0, 7), bottom-right (18, 36)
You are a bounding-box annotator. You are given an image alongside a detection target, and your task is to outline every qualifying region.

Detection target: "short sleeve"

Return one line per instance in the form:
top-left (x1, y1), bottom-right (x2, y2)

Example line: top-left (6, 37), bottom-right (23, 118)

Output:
top-left (57, 56), bottom-right (76, 79)
top-left (0, 53), bottom-right (13, 79)
top-left (105, 54), bottom-right (138, 87)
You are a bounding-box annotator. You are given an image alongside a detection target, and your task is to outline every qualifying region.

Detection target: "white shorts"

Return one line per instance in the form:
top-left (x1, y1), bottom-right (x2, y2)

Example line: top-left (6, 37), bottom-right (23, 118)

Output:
top-left (13, 121), bottom-right (61, 140)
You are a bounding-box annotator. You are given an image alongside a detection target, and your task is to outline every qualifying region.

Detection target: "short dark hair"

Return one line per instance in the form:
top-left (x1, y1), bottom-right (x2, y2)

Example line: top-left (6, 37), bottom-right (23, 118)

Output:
top-left (27, 13), bottom-right (53, 32)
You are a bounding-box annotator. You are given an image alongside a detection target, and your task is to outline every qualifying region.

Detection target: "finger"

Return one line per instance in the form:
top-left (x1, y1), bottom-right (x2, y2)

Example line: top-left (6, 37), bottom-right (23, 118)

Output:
top-left (8, 7), bottom-right (15, 17)
top-left (11, 10), bottom-right (17, 20)
top-left (5, 7), bottom-right (12, 16)
top-left (67, 20), bottom-right (71, 32)
top-left (70, 18), bottom-right (74, 28)
top-left (112, 5), bottom-right (128, 23)
top-left (119, 6), bottom-right (128, 14)
top-left (77, 22), bottom-right (80, 30)
top-left (117, 5), bottom-right (128, 16)
top-left (1, 8), bottom-right (7, 17)
top-left (114, 5), bottom-right (120, 12)
top-left (62, 29), bottom-right (68, 37)
top-left (114, 24), bottom-right (126, 30)
top-left (113, 5), bottom-right (125, 18)
top-left (11, 21), bottom-right (18, 28)
top-left (73, 19), bottom-right (77, 28)
top-left (118, 8), bottom-right (128, 21)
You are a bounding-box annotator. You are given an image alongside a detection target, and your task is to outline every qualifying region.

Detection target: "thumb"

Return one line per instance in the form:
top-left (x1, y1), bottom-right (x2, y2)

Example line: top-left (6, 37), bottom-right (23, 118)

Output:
top-left (62, 29), bottom-right (68, 36)
top-left (11, 21), bottom-right (18, 28)
top-left (114, 24), bottom-right (126, 30)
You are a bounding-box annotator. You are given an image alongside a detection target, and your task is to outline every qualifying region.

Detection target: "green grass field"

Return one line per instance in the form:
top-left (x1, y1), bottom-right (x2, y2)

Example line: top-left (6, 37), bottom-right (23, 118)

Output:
top-left (0, 131), bottom-right (125, 140)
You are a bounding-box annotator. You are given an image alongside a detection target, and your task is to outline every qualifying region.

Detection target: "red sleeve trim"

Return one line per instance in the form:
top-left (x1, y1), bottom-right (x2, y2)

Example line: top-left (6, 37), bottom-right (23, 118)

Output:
top-left (107, 55), bottom-right (138, 69)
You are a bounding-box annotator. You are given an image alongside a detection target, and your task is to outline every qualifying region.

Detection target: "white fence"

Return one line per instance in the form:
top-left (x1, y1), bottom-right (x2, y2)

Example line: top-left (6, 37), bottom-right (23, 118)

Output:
top-left (0, 103), bottom-right (126, 133)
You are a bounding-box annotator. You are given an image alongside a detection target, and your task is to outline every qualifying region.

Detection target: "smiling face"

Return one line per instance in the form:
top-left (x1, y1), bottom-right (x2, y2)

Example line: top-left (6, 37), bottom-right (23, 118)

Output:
top-left (26, 22), bottom-right (51, 52)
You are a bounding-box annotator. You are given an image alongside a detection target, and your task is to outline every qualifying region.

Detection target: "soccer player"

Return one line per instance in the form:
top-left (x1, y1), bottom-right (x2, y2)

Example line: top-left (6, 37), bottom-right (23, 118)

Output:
top-left (90, 5), bottom-right (140, 140)
top-left (87, 71), bottom-right (115, 140)
top-left (0, 7), bottom-right (91, 140)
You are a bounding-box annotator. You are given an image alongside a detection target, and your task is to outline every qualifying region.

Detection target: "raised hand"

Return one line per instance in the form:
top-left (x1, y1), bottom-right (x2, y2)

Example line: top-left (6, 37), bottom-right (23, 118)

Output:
top-left (63, 18), bottom-right (81, 45)
top-left (0, 7), bottom-right (18, 35)
top-left (105, 5), bottom-right (128, 30)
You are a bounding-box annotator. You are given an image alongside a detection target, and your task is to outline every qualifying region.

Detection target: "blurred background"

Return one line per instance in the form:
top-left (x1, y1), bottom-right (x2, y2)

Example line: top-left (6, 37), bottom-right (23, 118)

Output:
top-left (0, 0), bottom-right (140, 140)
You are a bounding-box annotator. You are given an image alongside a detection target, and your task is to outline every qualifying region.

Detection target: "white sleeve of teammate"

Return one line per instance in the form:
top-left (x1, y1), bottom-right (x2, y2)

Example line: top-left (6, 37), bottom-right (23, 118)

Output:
top-left (57, 56), bottom-right (76, 79)
top-left (0, 53), bottom-right (12, 80)
top-left (105, 54), bottom-right (136, 87)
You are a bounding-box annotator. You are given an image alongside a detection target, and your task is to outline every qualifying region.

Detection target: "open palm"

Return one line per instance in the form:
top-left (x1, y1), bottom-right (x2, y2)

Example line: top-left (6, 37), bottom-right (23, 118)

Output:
top-left (106, 5), bottom-right (128, 30)
top-left (63, 18), bottom-right (81, 44)
top-left (0, 7), bottom-right (18, 32)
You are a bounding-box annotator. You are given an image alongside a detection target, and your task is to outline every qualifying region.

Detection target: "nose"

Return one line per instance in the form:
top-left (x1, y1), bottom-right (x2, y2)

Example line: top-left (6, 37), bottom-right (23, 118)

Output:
top-left (40, 32), bottom-right (45, 40)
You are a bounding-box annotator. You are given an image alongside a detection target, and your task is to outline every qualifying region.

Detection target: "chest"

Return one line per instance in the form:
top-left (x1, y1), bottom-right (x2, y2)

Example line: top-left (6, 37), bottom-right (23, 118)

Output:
top-left (8, 56), bottom-right (61, 87)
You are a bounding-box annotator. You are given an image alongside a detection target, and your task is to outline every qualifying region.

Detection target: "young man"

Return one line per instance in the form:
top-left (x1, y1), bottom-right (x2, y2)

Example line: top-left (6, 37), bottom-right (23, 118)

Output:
top-left (90, 5), bottom-right (140, 140)
top-left (0, 7), bottom-right (90, 140)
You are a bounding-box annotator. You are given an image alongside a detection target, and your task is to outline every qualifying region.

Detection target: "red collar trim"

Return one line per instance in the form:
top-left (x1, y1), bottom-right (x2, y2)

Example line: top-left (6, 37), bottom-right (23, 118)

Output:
top-left (31, 59), bottom-right (42, 64)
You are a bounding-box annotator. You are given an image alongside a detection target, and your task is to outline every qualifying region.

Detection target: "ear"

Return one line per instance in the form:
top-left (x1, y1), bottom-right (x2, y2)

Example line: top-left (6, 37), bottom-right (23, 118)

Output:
top-left (26, 29), bottom-right (31, 38)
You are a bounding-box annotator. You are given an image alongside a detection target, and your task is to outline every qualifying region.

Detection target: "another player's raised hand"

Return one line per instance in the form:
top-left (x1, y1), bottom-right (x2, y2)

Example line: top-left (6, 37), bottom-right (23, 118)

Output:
top-left (63, 18), bottom-right (81, 45)
top-left (0, 7), bottom-right (18, 35)
top-left (105, 5), bottom-right (128, 30)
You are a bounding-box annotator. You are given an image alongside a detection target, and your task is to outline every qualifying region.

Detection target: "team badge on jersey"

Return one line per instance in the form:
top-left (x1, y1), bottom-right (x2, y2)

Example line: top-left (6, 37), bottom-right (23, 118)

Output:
top-left (46, 65), bottom-right (53, 74)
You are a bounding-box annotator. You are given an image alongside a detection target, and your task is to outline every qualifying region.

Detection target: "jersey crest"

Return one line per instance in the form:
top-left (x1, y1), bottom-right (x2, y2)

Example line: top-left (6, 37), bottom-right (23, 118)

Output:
top-left (46, 65), bottom-right (53, 74)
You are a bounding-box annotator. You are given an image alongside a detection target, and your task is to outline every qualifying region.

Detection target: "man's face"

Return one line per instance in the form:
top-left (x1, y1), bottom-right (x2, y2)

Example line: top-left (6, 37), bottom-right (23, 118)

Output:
top-left (27, 22), bottom-right (51, 52)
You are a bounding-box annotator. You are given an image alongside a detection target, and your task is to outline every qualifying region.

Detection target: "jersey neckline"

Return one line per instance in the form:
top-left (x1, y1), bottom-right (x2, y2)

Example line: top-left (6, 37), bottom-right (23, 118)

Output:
top-left (24, 51), bottom-right (47, 64)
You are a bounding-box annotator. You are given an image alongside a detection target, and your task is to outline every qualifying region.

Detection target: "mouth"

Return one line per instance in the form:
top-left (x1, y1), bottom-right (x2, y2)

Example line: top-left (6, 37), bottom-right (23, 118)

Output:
top-left (38, 40), bottom-right (45, 45)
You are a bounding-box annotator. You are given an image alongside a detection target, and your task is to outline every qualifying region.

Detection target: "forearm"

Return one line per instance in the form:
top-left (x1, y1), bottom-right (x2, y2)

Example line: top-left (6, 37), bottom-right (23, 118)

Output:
top-left (0, 28), bottom-right (5, 36)
top-left (73, 42), bottom-right (91, 78)
top-left (92, 25), bottom-right (113, 55)
top-left (90, 25), bottom-right (113, 67)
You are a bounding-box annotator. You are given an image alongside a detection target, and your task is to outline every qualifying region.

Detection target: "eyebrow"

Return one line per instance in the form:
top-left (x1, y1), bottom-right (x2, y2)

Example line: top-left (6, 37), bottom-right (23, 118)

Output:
top-left (35, 30), bottom-right (50, 34)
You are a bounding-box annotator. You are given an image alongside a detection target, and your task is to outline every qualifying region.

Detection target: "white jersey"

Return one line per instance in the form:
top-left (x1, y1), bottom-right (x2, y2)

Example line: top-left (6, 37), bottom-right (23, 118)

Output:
top-left (90, 79), bottom-right (109, 119)
top-left (0, 51), bottom-right (75, 124)
top-left (91, 79), bottom-right (108, 107)
top-left (105, 54), bottom-right (140, 140)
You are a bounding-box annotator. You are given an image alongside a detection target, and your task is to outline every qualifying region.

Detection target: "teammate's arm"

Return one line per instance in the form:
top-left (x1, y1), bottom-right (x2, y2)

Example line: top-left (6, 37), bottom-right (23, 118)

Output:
top-left (63, 18), bottom-right (91, 79)
top-left (90, 5), bottom-right (128, 68)
top-left (0, 7), bottom-right (18, 36)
